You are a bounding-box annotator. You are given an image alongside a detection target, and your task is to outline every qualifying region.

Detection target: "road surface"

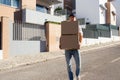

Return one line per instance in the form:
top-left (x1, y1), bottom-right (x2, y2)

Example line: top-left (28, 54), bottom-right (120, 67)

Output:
top-left (0, 44), bottom-right (120, 80)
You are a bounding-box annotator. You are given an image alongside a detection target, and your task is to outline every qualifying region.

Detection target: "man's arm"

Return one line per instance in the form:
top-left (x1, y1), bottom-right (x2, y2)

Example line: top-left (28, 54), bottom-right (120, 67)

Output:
top-left (79, 33), bottom-right (83, 44)
top-left (78, 25), bottom-right (83, 44)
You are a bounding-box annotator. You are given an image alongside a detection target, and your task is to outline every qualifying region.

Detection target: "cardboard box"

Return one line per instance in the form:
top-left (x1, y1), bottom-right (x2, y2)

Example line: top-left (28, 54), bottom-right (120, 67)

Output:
top-left (61, 21), bottom-right (79, 35)
top-left (60, 35), bottom-right (80, 49)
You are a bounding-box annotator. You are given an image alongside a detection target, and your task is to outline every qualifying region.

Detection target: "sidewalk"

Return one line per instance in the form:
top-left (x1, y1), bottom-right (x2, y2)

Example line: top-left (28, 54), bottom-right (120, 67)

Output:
top-left (0, 41), bottom-right (120, 71)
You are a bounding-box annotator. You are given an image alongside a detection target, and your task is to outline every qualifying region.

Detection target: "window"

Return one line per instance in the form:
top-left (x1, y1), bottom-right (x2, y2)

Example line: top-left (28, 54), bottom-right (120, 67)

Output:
top-left (0, 0), bottom-right (19, 8)
top-left (112, 11), bottom-right (116, 21)
top-left (6, 0), bottom-right (11, 6)
top-left (12, 0), bottom-right (19, 8)
top-left (36, 5), bottom-right (48, 13)
top-left (0, 0), bottom-right (11, 6)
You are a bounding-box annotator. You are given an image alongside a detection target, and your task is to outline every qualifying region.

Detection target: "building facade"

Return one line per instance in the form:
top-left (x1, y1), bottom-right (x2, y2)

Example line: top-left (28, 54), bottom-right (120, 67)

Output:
top-left (76, 0), bottom-right (116, 25)
top-left (106, 2), bottom-right (116, 25)
top-left (0, 0), bottom-right (119, 59)
top-left (0, 0), bottom-right (66, 24)
top-left (0, 0), bottom-right (66, 59)
top-left (54, 0), bottom-right (117, 25)
top-left (112, 0), bottom-right (120, 26)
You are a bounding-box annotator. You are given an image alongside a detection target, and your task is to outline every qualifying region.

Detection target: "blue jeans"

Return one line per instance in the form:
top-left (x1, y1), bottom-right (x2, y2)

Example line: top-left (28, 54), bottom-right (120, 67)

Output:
top-left (65, 50), bottom-right (81, 80)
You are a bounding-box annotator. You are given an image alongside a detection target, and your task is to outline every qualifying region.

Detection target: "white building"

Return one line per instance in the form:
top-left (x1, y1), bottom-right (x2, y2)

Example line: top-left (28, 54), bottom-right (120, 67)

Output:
top-left (76, 0), bottom-right (107, 24)
top-left (76, 0), bottom-right (116, 25)
top-left (112, 0), bottom-right (120, 26)
top-left (52, 0), bottom-right (117, 25)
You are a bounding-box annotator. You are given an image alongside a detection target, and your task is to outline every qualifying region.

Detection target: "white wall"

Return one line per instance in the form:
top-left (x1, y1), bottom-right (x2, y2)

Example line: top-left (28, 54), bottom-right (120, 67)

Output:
top-left (50, 5), bottom-right (54, 15)
top-left (82, 36), bottom-right (120, 46)
top-left (110, 3), bottom-right (116, 25)
top-left (22, 9), bottom-right (66, 25)
top-left (0, 50), bottom-right (3, 59)
top-left (9, 41), bottom-right (41, 56)
top-left (112, 0), bottom-right (120, 26)
top-left (76, 0), bottom-right (107, 24)
top-left (76, 0), bottom-right (99, 24)
top-left (9, 21), bottom-right (45, 56)
top-left (99, 0), bottom-right (107, 24)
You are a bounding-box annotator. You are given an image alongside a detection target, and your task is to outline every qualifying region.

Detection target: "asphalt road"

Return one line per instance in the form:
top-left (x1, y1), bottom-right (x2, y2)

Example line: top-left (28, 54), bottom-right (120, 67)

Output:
top-left (0, 44), bottom-right (120, 80)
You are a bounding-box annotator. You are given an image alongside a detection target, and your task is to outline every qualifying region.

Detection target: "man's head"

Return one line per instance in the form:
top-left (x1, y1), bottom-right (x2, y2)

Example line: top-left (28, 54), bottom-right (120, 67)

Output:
top-left (69, 14), bottom-right (76, 21)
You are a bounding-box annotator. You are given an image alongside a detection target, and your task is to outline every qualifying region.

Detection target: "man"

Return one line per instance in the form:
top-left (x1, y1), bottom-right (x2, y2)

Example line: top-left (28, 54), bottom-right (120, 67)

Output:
top-left (65, 14), bottom-right (83, 80)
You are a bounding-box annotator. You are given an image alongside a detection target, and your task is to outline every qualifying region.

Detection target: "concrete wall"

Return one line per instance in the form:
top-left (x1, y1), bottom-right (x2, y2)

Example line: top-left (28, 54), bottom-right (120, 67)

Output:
top-left (46, 23), bottom-right (61, 52)
top-left (1, 19), bottom-right (119, 58)
top-left (1, 17), bottom-right (11, 59)
top-left (0, 4), bottom-right (16, 21)
top-left (21, 0), bottom-right (36, 10)
top-left (76, 0), bottom-right (99, 24)
top-left (9, 41), bottom-right (41, 56)
top-left (111, 36), bottom-right (120, 41)
top-left (0, 51), bottom-right (2, 59)
top-left (9, 21), bottom-right (46, 56)
top-left (82, 36), bottom-right (120, 46)
top-left (22, 9), bottom-right (66, 25)
top-left (82, 37), bottom-right (110, 46)
top-left (46, 23), bottom-right (120, 51)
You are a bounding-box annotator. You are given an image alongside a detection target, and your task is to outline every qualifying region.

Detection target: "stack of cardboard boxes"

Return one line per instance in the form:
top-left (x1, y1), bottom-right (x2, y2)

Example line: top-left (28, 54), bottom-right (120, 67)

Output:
top-left (60, 21), bottom-right (80, 49)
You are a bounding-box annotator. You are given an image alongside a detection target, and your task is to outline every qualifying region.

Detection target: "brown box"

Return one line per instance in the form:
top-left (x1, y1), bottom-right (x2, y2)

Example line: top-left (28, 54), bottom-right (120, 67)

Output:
top-left (60, 35), bottom-right (80, 49)
top-left (61, 21), bottom-right (79, 35)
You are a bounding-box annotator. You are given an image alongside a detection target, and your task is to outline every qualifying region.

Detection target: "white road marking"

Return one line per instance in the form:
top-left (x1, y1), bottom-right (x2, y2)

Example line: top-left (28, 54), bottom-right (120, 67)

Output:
top-left (110, 57), bottom-right (120, 63)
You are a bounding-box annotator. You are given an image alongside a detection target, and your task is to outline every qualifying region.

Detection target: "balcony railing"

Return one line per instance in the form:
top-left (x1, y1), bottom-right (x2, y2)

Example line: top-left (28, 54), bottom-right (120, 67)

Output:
top-left (54, 9), bottom-right (67, 16)
top-left (22, 9), bottom-right (66, 25)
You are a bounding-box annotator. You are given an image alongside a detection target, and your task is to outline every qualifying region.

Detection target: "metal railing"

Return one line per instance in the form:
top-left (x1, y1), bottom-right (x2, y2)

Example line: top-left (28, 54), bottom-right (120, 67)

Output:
top-left (54, 9), bottom-right (67, 16)
top-left (82, 24), bottom-right (119, 38)
top-left (13, 21), bottom-right (46, 41)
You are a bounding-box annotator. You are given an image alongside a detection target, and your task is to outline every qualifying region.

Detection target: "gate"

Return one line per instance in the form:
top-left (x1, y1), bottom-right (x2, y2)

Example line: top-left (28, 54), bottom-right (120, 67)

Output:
top-left (13, 21), bottom-right (46, 41)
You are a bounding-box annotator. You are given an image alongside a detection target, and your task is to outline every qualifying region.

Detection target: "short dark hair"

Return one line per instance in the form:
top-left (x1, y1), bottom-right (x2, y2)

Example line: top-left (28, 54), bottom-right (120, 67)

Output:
top-left (69, 13), bottom-right (75, 17)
